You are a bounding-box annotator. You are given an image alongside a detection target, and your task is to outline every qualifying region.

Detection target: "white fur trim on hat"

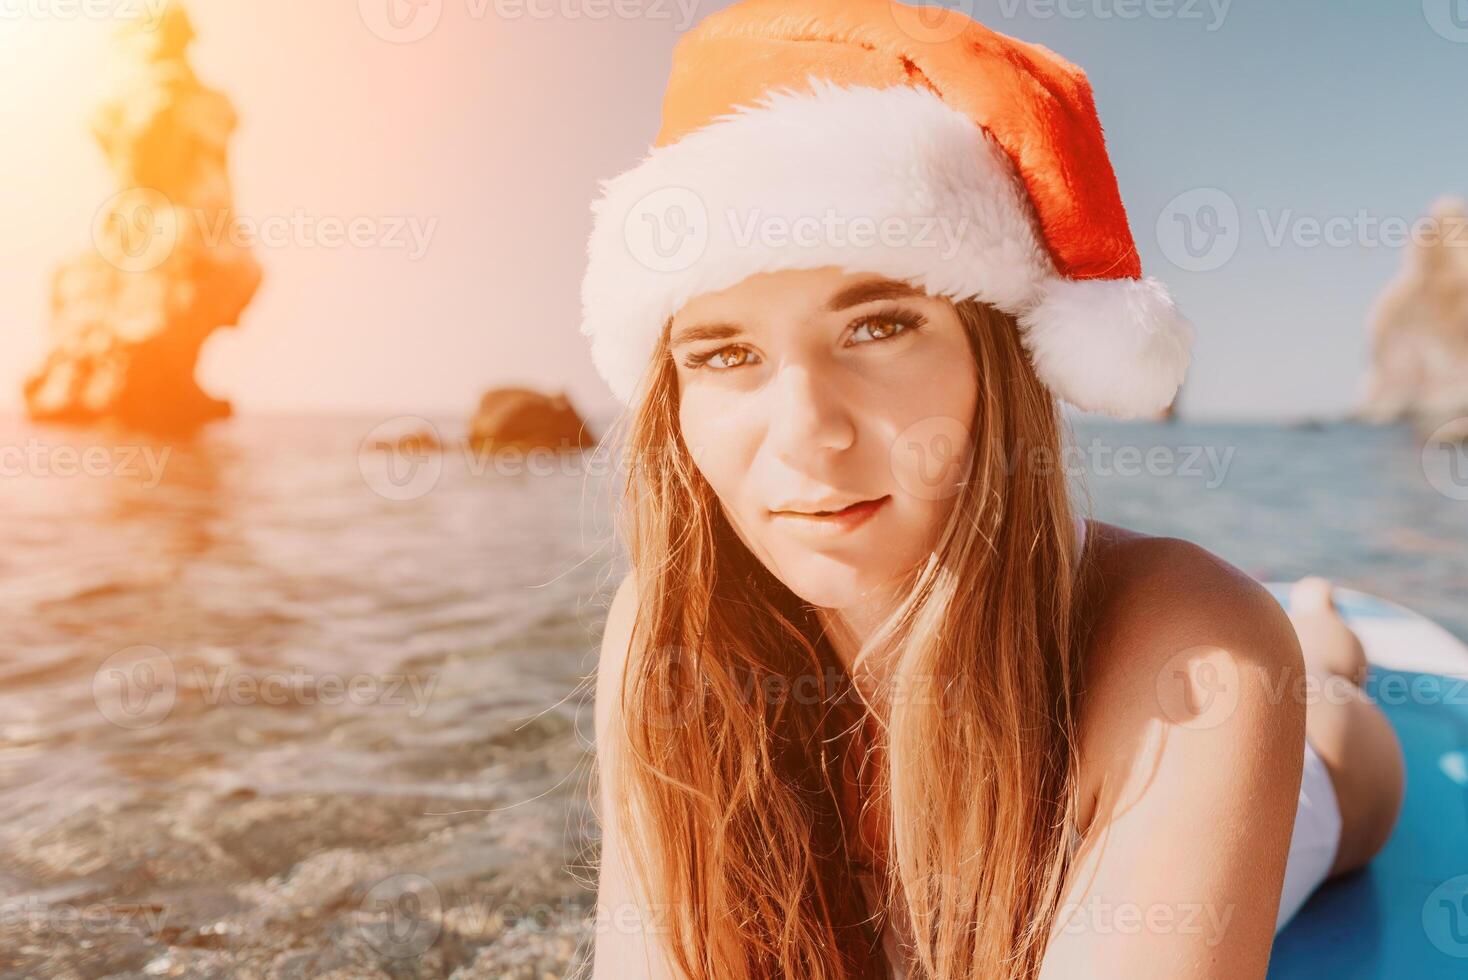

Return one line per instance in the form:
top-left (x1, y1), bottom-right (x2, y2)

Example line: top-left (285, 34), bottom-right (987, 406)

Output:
top-left (1020, 276), bottom-right (1196, 418)
top-left (579, 78), bottom-right (1193, 418)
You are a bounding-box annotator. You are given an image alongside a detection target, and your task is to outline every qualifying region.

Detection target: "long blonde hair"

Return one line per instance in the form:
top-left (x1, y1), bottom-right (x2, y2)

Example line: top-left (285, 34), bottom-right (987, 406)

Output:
top-left (600, 296), bottom-right (1087, 979)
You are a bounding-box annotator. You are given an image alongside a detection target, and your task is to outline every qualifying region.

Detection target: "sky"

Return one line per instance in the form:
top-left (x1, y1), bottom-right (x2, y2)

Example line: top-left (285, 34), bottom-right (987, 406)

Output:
top-left (0, 0), bottom-right (1464, 424)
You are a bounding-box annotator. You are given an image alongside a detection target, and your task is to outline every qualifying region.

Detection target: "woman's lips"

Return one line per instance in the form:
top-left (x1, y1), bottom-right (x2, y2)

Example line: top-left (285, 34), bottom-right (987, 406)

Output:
top-left (770, 495), bottom-right (890, 534)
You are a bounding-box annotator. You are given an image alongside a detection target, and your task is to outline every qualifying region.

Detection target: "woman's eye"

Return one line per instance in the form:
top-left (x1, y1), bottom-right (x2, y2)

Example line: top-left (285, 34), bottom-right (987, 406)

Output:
top-left (684, 344), bottom-right (759, 371)
top-left (679, 312), bottom-right (923, 371)
top-left (849, 312), bottom-right (924, 345)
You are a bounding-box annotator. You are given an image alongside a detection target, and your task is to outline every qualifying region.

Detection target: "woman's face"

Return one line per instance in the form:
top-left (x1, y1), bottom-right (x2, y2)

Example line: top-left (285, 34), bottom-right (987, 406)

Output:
top-left (671, 265), bottom-right (979, 612)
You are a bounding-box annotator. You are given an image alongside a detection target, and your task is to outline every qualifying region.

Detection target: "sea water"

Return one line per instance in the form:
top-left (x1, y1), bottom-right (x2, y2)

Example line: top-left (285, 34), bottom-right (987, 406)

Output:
top-left (0, 413), bottom-right (1462, 976)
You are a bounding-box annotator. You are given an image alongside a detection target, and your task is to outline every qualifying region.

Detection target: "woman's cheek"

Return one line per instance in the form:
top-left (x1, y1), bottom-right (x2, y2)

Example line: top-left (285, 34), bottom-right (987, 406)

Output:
top-left (677, 385), bottom-right (723, 471)
top-left (886, 411), bottom-right (974, 504)
top-left (680, 392), bottom-right (756, 508)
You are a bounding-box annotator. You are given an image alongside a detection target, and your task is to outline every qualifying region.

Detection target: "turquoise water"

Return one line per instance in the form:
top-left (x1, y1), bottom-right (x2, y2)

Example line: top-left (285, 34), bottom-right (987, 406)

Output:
top-left (0, 413), bottom-right (1463, 976)
top-left (1269, 666), bottom-right (1468, 979)
top-left (1262, 586), bottom-right (1468, 978)
top-left (1074, 418), bottom-right (1468, 641)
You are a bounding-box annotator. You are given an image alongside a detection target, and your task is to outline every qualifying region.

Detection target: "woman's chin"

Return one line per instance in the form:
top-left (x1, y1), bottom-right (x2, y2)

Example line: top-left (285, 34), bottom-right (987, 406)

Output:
top-left (772, 564), bottom-right (895, 613)
top-left (754, 531), bottom-right (932, 612)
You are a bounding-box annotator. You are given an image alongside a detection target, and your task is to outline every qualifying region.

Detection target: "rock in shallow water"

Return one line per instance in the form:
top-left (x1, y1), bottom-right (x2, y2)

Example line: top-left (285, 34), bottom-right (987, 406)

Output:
top-left (23, 0), bottom-right (261, 436)
top-left (468, 388), bottom-right (594, 454)
top-left (1358, 196), bottom-right (1468, 438)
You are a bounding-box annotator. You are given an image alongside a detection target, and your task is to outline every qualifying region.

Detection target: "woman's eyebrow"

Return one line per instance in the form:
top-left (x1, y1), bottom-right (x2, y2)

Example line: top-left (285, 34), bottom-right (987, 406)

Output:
top-left (824, 277), bottom-right (924, 311)
top-left (668, 278), bottom-right (923, 348)
top-left (668, 322), bottom-right (741, 349)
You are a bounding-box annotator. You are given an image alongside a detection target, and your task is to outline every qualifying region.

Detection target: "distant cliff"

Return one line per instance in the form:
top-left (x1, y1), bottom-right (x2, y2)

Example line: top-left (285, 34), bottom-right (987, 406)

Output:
top-left (23, 0), bottom-right (260, 434)
top-left (1358, 197), bottom-right (1468, 439)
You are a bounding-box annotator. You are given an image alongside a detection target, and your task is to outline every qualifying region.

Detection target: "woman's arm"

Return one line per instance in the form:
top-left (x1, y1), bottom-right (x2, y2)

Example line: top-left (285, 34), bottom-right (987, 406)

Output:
top-left (592, 571), bottom-right (683, 980)
top-left (1040, 537), bottom-right (1309, 980)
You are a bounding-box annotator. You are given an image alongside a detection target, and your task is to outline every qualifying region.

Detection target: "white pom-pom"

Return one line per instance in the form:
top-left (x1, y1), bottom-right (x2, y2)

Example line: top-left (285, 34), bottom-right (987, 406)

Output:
top-left (1018, 276), bottom-right (1195, 419)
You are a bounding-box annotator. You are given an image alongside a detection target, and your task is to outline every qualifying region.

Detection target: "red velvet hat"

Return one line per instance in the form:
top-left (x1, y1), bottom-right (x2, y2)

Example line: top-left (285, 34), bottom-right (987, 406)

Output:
top-left (581, 0), bottom-right (1193, 418)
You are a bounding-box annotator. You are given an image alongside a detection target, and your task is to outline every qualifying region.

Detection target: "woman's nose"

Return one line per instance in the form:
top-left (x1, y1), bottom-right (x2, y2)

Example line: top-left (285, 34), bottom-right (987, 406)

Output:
top-left (763, 361), bottom-right (856, 463)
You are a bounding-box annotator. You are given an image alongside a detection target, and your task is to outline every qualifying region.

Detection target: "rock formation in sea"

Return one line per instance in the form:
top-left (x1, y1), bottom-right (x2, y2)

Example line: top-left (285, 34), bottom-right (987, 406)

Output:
top-left (23, 0), bottom-right (261, 434)
top-left (1358, 196), bottom-right (1468, 440)
top-left (468, 388), bottom-right (595, 454)
top-left (1158, 390), bottom-right (1179, 422)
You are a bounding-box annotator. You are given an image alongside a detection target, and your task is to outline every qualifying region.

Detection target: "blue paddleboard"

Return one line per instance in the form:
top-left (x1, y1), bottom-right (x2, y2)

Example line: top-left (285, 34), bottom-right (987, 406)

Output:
top-left (1261, 584), bottom-right (1468, 979)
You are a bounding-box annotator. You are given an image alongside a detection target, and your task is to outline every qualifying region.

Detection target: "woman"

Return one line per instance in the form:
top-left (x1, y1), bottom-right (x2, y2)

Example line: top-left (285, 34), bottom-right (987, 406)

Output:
top-left (581, 2), bottom-right (1406, 977)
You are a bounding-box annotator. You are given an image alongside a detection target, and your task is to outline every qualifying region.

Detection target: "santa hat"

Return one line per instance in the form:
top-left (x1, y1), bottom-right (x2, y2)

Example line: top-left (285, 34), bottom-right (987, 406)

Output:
top-left (579, 0), bottom-right (1194, 418)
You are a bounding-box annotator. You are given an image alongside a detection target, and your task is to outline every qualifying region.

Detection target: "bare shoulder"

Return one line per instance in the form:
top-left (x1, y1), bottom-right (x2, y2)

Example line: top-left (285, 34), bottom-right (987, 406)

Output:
top-left (1074, 525), bottom-right (1303, 668)
top-left (1071, 522), bottom-right (1307, 827)
top-left (590, 568), bottom-right (684, 980)
top-left (1040, 525), bottom-right (1310, 977)
top-left (594, 568), bottom-right (640, 745)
